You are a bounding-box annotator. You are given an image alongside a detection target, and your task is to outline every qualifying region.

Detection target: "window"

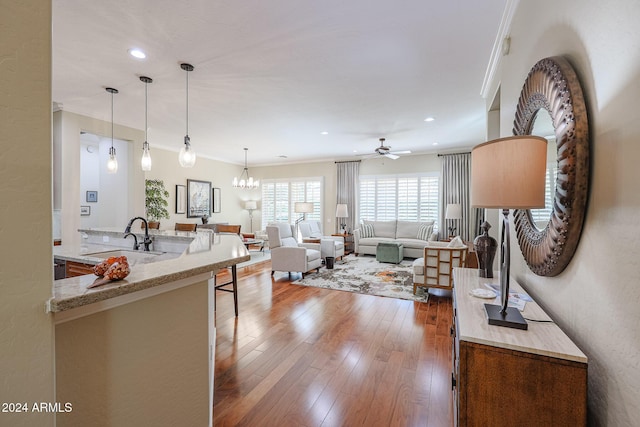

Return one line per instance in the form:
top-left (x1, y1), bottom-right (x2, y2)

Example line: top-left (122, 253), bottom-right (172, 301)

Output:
top-left (359, 173), bottom-right (439, 229)
top-left (261, 178), bottom-right (323, 226)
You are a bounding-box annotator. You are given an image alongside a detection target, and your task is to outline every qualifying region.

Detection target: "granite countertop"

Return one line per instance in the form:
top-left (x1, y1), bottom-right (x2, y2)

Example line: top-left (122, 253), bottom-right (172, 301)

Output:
top-left (49, 230), bottom-right (250, 313)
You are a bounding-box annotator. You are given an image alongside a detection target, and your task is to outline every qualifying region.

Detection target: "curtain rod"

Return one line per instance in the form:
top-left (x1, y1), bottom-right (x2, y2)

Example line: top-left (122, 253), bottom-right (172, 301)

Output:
top-left (334, 160), bottom-right (362, 164)
top-left (437, 152), bottom-right (471, 157)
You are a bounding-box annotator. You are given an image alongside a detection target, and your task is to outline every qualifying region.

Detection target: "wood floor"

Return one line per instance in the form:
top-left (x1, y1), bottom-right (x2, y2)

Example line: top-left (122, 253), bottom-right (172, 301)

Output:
top-left (213, 258), bottom-right (454, 427)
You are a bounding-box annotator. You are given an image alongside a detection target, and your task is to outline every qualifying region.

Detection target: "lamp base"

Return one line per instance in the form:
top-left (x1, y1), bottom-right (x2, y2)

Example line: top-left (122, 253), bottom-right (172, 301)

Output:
top-left (484, 304), bottom-right (528, 330)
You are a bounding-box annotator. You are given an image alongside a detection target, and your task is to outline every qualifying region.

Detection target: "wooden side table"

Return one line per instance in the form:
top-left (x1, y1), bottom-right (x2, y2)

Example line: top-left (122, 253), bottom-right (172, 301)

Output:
top-left (332, 233), bottom-right (354, 255)
top-left (302, 238), bottom-right (321, 244)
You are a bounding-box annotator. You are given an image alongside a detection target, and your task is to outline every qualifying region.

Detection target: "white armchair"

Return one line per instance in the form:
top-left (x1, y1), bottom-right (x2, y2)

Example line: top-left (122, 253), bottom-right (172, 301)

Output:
top-left (266, 223), bottom-right (322, 276)
top-left (299, 220), bottom-right (345, 261)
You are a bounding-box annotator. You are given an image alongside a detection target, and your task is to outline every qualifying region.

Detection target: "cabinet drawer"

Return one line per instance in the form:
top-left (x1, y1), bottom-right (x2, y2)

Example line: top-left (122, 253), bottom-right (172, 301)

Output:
top-left (66, 261), bottom-right (95, 277)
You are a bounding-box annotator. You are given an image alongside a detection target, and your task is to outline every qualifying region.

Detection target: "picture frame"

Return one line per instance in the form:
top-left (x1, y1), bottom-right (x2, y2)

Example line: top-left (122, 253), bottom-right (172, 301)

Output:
top-left (187, 179), bottom-right (212, 218)
top-left (80, 206), bottom-right (91, 216)
top-left (212, 187), bottom-right (221, 213)
top-left (175, 184), bottom-right (186, 214)
top-left (86, 190), bottom-right (98, 203)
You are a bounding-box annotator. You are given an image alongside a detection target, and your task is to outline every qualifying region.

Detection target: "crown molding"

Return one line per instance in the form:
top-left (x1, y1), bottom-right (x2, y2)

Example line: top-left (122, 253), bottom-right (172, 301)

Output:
top-left (480, 0), bottom-right (520, 99)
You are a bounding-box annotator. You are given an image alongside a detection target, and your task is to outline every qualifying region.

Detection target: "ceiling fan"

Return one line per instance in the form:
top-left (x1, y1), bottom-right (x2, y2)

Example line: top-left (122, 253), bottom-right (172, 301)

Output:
top-left (359, 138), bottom-right (411, 160)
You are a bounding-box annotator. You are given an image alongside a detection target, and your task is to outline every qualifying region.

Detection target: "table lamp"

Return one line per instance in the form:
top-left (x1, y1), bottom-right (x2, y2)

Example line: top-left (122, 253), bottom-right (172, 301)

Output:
top-left (445, 203), bottom-right (462, 238)
top-left (471, 135), bottom-right (547, 330)
top-left (335, 204), bottom-right (349, 233)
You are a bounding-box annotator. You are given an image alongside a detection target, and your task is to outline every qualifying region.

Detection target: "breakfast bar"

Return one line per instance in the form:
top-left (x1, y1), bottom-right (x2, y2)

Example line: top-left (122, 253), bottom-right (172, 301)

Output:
top-left (50, 229), bottom-right (249, 427)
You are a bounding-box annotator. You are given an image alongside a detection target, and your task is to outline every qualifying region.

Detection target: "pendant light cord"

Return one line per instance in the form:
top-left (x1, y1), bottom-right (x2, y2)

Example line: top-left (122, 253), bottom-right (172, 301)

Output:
top-left (111, 90), bottom-right (114, 148)
top-left (185, 69), bottom-right (189, 136)
top-left (144, 81), bottom-right (148, 141)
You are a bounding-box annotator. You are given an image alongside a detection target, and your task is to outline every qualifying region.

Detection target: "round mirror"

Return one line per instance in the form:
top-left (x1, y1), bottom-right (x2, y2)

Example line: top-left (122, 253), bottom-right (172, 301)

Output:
top-left (527, 110), bottom-right (556, 231)
top-left (513, 57), bottom-right (590, 277)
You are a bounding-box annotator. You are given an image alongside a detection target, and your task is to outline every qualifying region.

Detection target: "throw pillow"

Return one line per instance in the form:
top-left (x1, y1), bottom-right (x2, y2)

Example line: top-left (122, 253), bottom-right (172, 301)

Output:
top-left (361, 223), bottom-right (374, 238)
top-left (448, 236), bottom-right (465, 247)
top-left (417, 223), bottom-right (433, 240)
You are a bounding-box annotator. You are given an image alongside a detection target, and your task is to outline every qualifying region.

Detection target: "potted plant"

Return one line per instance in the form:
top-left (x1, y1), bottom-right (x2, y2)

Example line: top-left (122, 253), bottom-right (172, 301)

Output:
top-left (145, 179), bottom-right (170, 228)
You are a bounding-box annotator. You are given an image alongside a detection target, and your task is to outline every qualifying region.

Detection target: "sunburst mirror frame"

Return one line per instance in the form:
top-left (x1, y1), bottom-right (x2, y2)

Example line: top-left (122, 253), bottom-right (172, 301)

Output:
top-left (512, 56), bottom-right (590, 276)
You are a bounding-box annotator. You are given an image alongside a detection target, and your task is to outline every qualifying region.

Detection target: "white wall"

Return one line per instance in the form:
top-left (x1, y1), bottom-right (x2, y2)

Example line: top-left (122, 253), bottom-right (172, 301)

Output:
top-left (497, 1), bottom-right (640, 425)
top-left (79, 135), bottom-right (130, 229)
top-left (143, 147), bottom-right (258, 232)
top-left (53, 111), bottom-right (144, 246)
top-left (0, 1), bottom-right (55, 425)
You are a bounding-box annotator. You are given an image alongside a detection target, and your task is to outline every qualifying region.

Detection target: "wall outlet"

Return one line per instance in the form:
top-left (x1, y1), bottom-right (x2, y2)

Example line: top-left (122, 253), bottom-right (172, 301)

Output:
top-left (102, 235), bottom-right (109, 243)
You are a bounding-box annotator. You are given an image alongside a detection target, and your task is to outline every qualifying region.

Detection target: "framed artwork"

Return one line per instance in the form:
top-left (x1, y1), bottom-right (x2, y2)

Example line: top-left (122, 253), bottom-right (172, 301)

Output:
top-left (213, 187), bottom-right (221, 213)
top-left (80, 206), bottom-right (91, 216)
top-left (175, 184), bottom-right (186, 214)
top-left (187, 179), bottom-right (211, 218)
top-left (86, 190), bottom-right (98, 203)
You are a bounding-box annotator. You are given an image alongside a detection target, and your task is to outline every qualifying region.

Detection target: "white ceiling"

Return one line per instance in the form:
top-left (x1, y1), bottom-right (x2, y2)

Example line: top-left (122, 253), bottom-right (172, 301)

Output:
top-left (52, 0), bottom-right (506, 166)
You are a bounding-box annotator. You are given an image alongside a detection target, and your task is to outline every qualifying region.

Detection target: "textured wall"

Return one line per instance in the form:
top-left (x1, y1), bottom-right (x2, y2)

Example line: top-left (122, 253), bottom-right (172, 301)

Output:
top-left (55, 282), bottom-right (209, 427)
top-left (499, 1), bottom-right (640, 425)
top-left (0, 1), bottom-right (55, 426)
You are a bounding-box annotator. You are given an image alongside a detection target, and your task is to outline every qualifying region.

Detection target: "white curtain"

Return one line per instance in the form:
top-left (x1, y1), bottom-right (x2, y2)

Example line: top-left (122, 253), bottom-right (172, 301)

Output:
top-left (336, 161), bottom-right (360, 233)
top-left (439, 153), bottom-right (482, 241)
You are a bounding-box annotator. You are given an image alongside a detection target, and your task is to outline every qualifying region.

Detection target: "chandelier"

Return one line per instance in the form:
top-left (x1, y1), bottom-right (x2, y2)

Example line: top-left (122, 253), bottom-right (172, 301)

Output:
top-left (232, 148), bottom-right (259, 189)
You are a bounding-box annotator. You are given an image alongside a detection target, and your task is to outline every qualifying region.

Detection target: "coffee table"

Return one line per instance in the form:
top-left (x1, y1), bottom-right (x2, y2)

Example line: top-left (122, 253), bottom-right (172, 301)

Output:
top-left (242, 238), bottom-right (264, 252)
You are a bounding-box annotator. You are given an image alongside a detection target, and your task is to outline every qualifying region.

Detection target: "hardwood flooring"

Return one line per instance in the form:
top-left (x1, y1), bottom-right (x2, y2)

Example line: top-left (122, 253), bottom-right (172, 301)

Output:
top-left (213, 259), bottom-right (454, 427)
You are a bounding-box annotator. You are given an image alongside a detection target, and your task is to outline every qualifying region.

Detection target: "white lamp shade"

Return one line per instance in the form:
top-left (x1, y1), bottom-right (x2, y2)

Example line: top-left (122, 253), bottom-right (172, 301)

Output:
top-left (335, 204), bottom-right (348, 218)
top-left (294, 202), bottom-right (314, 213)
top-left (472, 135), bottom-right (547, 209)
top-left (245, 200), bottom-right (257, 210)
top-left (445, 203), bottom-right (462, 219)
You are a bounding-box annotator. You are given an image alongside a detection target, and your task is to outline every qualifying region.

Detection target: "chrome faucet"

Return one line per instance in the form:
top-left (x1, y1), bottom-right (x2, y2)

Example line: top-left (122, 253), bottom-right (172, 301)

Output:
top-left (124, 217), bottom-right (152, 251)
top-left (124, 232), bottom-right (139, 250)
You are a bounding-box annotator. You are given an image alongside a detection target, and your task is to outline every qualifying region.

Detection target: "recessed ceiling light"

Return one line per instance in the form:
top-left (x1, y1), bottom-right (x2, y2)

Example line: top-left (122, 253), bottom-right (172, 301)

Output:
top-left (424, 117), bottom-right (435, 122)
top-left (432, 142), bottom-right (439, 146)
top-left (321, 131), bottom-right (329, 135)
top-left (128, 48), bottom-right (146, 59)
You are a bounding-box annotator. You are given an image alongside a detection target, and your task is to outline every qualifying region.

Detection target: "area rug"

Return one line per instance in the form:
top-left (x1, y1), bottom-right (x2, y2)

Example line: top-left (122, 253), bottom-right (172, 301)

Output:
top-left (237, 249), bottom-right (271, 268)
top-left (292, 255), bottom-right (428, 302)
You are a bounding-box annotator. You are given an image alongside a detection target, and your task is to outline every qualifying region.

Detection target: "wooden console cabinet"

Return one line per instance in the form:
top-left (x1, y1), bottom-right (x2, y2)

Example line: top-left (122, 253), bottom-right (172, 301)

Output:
top-left (452, 268), bottom-right (587, 427)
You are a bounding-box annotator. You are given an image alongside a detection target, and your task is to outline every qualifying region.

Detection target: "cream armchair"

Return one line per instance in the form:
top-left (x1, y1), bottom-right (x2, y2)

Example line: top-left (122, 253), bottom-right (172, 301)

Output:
top-left (299, 220), bottom-right (345, 261)
top-left (266, 223), bottom-right (322, 276)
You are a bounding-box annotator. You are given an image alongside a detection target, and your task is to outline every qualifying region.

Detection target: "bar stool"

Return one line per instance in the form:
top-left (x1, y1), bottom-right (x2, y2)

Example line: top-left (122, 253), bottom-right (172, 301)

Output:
top-left (214, 265), bottom-right (238, 317)
top-left (175, 223), bottom-right (197, 231)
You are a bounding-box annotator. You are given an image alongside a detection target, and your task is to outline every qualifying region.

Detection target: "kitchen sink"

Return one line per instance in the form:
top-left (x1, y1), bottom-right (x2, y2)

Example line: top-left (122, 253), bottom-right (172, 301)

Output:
top-left (85, 249), bottom-right (167, 264)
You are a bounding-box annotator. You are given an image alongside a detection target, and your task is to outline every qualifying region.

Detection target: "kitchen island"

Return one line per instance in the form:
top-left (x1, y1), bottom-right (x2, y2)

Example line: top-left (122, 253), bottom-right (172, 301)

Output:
top-left (50, 228), bottom-right (250, 427)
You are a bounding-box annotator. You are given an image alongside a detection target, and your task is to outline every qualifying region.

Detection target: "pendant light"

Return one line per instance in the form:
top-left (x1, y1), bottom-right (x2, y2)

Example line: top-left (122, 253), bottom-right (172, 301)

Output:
top-left (232, 148), bottom-right (259, 189)
top-left (106, 87), bottom-right (119, 174)
top-left (178, 63), bottom-right (196, 168)
top-left (140, 76), bottom-right (153, 171)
